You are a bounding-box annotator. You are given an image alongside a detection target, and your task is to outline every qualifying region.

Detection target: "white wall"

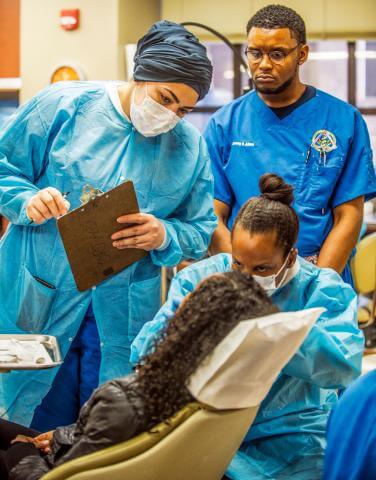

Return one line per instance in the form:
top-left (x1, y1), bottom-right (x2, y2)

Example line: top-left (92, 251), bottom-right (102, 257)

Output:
top-left (20, 0), bottom-right (159, 102)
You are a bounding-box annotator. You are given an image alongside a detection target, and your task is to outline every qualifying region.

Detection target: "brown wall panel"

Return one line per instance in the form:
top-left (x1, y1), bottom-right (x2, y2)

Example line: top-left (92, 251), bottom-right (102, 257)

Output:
top-left (0, 0), bottom-right (20, 77)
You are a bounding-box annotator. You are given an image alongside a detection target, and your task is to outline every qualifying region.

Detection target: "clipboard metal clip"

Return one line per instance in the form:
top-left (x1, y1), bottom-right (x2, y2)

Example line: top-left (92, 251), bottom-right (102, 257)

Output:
top-left (80, 184), bottom-right (104, 205)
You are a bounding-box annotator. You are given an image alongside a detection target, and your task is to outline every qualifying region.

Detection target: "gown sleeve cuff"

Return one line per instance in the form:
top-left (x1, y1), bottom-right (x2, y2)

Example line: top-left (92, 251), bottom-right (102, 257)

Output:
top-left (155, 221), bottom-right (170, 251)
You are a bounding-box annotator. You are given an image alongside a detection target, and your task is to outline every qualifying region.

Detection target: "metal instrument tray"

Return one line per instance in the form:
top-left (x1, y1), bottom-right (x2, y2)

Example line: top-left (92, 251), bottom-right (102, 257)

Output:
top-left (0, 334), bottom-right (62, 372)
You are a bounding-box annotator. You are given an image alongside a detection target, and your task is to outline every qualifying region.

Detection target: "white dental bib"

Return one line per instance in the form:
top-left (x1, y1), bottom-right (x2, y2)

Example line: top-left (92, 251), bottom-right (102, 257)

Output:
top-left (186, 308), bottom-right (325, 409)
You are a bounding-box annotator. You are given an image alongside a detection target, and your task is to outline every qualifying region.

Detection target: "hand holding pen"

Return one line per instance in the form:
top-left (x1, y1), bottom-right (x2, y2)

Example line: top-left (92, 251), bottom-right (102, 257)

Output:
top-left (26, 188), bottom-right (70, 224)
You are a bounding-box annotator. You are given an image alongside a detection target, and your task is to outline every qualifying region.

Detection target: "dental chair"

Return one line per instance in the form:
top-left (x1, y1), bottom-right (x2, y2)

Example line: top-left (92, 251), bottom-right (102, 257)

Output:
top-left (41, 402), bottom-right (259, 480)
top-left (351, 232), bottom-right (376, 353)
top-left (41, 308), bottom-right (320, 480)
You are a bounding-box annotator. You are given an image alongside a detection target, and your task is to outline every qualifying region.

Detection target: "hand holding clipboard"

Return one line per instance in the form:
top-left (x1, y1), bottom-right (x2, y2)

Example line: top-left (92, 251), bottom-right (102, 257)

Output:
top-left (57, 181), bottom-right (147, 291)
top-left (111, 211), bottom-right (166, 251)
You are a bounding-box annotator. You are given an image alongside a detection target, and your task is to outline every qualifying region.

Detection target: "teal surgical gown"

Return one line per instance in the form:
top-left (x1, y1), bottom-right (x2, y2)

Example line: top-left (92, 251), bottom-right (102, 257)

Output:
top-left (204, 89), bottom-right (376, 285)
top-left (0, 81), bottom-right (216, 426)
top-left (131, 254), bottom-right (364, 479)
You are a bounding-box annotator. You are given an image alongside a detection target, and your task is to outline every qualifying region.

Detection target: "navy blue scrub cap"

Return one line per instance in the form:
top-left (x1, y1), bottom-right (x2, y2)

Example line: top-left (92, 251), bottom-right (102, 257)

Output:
top-left (133, 20), bottom-right (213, 101)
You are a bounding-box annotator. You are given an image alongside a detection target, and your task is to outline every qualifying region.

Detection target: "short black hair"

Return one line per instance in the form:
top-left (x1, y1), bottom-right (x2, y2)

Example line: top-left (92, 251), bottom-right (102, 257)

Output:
top-left (246, 4), bottom-right (306, 44)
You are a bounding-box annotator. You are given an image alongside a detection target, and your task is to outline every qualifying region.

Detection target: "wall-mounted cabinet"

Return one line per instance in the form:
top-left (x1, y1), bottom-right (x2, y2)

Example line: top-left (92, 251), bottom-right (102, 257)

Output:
top-left (161, 0), bottom-right (376, 40)
top-left (325, 0), bottom-right (376, 38)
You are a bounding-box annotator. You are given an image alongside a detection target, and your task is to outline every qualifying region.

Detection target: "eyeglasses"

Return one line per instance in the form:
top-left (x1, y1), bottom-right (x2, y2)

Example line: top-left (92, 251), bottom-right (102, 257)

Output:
top-left (244, 45), bottom-right (299, 65)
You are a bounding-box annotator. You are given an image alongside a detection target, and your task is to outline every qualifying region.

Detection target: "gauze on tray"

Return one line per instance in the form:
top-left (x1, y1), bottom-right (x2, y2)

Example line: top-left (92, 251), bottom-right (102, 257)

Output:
top-left (0, 339), bottom-right (53, 365)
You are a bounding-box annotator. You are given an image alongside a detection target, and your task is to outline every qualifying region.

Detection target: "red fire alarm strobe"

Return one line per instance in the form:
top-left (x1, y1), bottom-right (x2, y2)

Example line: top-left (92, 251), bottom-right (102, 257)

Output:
top-left (60, 9), bottom-right (80, 31)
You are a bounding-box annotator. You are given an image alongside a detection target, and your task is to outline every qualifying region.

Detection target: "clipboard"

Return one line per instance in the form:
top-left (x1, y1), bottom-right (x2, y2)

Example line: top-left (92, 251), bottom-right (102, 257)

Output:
top-left (57, 181), bottom-right (146, 291)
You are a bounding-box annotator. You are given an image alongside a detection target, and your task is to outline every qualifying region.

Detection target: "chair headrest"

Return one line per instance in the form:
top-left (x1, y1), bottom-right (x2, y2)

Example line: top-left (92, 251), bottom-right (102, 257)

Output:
top-left (186, 308), bottom-right (325, 409)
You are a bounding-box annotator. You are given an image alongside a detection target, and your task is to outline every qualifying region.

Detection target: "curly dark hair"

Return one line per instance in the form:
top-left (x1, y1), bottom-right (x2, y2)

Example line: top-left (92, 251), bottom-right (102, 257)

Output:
top-left (133, 271), bottom-right (277, 426)
top-left (233, 173), bottom-right (299, 256)
top-left (246, 4), bottom-right (306, 44)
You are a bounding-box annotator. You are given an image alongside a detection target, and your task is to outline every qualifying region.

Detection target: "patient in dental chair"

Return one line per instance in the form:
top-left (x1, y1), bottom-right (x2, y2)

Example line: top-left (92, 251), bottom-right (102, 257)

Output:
top-left (0, 272), bottom-right (276, 480)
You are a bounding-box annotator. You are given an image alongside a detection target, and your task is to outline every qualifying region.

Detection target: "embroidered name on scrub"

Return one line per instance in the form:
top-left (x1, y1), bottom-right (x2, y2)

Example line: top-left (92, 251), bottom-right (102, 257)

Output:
top-left (232, 141), bottom-right (255, 147)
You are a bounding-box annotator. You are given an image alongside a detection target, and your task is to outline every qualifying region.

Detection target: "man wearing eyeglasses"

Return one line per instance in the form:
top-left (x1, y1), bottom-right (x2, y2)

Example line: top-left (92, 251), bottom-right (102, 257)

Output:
top-left (205, 4), bottom-right (376, 287)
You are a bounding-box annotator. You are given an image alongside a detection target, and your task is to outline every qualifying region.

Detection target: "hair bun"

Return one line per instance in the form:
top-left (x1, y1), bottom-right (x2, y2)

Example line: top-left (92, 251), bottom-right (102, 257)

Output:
top-left (259, 173), bottom-right (294, 206)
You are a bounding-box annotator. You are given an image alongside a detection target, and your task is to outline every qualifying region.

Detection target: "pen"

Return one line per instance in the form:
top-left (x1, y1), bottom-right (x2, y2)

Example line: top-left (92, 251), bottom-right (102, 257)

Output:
top-left (305, 146), bottom-right (311, 164)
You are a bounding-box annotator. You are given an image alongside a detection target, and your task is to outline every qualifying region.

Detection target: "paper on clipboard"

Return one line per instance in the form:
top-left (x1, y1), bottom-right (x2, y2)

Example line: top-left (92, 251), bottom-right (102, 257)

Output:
top-left (57, 181), bottom-right (147, 291)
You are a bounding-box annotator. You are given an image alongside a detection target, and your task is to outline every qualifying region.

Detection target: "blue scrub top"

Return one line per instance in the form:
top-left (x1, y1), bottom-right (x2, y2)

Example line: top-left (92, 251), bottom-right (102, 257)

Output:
top-left (323, 370), bottom-right (376, 480)
top-left (204, 89), bottom-right (376, 259)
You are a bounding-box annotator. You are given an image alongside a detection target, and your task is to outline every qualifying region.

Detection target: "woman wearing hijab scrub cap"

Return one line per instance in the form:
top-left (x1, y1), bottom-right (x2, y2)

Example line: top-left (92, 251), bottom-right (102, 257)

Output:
top-left (0, 20), bottom-right (215, 431)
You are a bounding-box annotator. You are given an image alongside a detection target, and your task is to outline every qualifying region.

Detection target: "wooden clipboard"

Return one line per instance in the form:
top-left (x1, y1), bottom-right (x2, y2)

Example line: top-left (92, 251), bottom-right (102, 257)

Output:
top-left (57, 181), bottom-right (146, 291)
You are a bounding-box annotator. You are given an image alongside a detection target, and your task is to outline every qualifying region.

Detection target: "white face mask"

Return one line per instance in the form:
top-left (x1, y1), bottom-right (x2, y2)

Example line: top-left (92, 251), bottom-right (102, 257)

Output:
top-left (130, 84), bottom-right (180, 137)
top-left (253, 252), bottom-right (299, 295)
